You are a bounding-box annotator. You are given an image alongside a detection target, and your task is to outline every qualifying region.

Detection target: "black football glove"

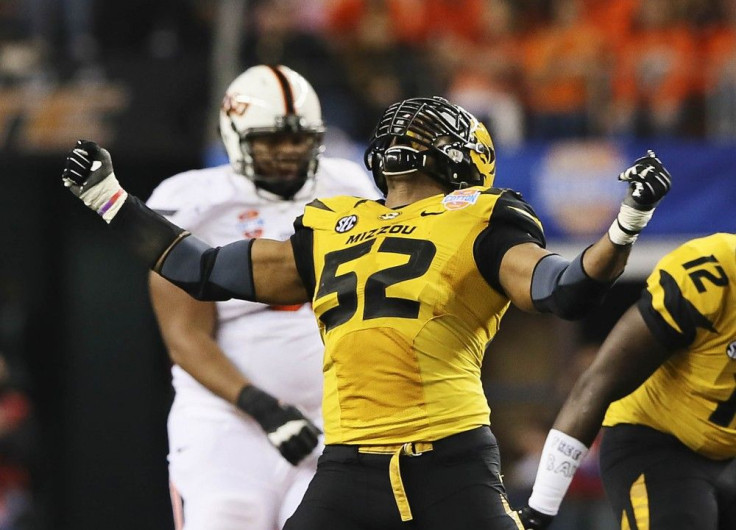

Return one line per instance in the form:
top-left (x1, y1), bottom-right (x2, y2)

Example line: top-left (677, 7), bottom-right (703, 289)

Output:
top-left (237, 385), bottom-right (321, 466)
top-left (62, 139), bottom-right (115, 195)
top-left (62, 139), bottom-right (127, 223)
top-left (517, 506), bottom-right (554, 530)
top-left (619, 150), bottom-right (672, 210)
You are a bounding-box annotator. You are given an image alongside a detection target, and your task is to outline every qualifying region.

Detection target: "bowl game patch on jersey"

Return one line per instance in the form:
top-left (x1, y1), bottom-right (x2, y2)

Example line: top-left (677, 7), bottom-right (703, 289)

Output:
top-left (237, 209), bottom-right (264, 238)
top-left (442, 189), bottom-right (481, 210)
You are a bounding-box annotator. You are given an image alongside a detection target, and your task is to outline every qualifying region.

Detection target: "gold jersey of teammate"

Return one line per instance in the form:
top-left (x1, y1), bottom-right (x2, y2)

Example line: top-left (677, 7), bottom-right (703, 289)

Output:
top-left (291, 187), bottom-right (544, 445)
top-left (604, 233), bottom-right (736, 459)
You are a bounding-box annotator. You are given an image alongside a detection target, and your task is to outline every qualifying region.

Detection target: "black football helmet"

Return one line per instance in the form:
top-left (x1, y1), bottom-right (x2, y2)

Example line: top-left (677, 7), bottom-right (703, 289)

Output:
top-left (364, 96), bottom-right (496, 194)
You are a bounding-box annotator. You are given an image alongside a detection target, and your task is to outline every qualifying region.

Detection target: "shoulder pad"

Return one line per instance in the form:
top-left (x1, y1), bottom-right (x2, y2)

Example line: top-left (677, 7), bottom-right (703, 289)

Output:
top-left (493, 189), bottom-right (541, 225)
top-left (493, 187), bottom-right (525, 201)
top-left (301, 196), bottom-right (373, 230)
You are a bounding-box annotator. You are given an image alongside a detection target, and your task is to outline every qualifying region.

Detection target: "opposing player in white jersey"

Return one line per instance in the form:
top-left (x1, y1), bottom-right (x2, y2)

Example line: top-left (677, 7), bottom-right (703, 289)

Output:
top-left (145, 65), bottom-right (381, 530)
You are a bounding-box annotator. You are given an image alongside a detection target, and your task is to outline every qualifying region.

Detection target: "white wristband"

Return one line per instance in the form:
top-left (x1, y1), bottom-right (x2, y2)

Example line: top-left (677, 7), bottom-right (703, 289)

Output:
top-left (608, 219), bottom-right (638, 246)
top-left (617, 203), bottom-right (655, 232)
top-left (78, 172), bottom-right (128, 223)
top-left (608, 203), bottom-right (655, 246)
top-left (528, 429), bottom-right (589, 516)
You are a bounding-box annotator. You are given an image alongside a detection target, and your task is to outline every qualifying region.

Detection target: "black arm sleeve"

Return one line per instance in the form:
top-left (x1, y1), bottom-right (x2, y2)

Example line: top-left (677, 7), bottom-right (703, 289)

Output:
top-left (474, 189), bottom-right (546, 294)
top-left (109, 194), bottom-right (256, 301)
top-left (109, 195), bottom-right (188, 268)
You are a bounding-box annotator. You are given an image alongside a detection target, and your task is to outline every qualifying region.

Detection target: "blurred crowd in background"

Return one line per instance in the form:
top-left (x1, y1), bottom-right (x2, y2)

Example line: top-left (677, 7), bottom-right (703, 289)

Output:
top-left (1, 1), bottom-right (734, 529)
top-left (2, 0), bottom-right (736, 153)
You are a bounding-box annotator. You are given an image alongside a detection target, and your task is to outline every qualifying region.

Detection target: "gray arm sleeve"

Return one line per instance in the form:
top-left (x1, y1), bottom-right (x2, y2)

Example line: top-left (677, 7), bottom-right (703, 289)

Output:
top-left (530, 250), bottom-right (613, 320)
top-left (159, 237), bottom-right (256, 301)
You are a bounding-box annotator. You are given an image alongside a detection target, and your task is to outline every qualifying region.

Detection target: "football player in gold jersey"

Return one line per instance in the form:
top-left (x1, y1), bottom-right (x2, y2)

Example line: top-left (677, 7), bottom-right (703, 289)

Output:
top-left (60, 96), bottom-right (671, 530)
top-left (519, 233), bottom-right (736, 530)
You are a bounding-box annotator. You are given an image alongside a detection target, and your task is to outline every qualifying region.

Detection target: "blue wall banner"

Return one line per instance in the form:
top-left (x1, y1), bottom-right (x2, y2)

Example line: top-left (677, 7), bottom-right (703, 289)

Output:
top-left (495, 140), bottom-right (736, 240)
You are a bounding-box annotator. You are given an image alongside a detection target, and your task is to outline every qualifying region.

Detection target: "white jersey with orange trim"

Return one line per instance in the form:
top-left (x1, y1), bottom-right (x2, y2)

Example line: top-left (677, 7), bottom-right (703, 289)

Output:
top-left (146, 157), bottom-right (381, 420)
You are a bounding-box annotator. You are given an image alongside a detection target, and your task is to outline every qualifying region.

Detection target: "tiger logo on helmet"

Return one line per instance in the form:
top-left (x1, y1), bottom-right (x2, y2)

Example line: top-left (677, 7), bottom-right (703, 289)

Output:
top-left (468, 120), bottom-right (495, 187)
top-left (364, 96), bottom-right (496, 194)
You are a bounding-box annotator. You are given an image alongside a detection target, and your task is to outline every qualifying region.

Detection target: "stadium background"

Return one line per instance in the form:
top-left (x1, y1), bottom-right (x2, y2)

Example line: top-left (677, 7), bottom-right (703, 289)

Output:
top-left (1, 0), bottom-right (735, 528)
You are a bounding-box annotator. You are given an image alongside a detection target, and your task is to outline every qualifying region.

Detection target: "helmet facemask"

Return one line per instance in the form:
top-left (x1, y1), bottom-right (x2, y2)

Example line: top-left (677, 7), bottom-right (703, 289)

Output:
top-left (233, 122), bottom-right (325, 199)
top-left (364, 96), bottom-right (496, 194)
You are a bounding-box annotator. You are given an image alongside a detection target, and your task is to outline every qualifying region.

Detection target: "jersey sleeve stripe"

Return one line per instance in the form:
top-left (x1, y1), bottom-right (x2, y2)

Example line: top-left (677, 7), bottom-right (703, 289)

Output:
top-left (638, 270), bottom-right (716, 350)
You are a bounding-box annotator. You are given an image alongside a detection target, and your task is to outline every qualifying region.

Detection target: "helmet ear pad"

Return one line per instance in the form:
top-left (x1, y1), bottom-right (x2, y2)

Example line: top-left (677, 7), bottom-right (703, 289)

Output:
top-left (368, 146), bottom-right (428, 194)
top-left (367, 151), bottom-right (387, 194)
top-left (383, 146), bottom-right (425, 175)
top-left (368, 145), bottom-right (473, 194)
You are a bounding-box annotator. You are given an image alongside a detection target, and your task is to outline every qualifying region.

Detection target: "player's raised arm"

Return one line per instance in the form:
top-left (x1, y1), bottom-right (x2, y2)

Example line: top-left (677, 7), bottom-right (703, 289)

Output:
top-left (499, 151), bottom-right (672, 318)
top-left (61, 139), bottom-right (308, 305)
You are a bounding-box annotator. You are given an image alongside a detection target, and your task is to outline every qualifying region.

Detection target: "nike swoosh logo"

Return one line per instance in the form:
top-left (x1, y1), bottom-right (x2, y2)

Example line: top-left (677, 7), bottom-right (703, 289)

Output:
top-left (420, 211), bottom-right (445, 216)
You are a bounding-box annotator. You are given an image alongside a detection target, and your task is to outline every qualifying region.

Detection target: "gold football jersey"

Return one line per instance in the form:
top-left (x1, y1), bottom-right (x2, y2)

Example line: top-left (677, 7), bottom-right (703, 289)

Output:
top-left (293, 188), bottom-right (543, 444)
top-left (604, 233), bottom-right (736, 459)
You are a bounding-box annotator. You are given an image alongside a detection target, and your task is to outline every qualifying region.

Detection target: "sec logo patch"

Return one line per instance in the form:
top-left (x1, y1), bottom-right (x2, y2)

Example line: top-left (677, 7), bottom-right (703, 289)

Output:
top-left (335, 215), bottom-right (358, 233)
top-left (727, 341), bottom-right (736, 360)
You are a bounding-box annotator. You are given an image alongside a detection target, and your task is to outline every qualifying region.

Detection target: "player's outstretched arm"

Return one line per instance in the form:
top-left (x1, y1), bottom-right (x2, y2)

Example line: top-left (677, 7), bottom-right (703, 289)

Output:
top-left (516, 305), bottom-right (673, 528)
top-left (62, 140), bottom-right (308, 305)
top-left (500, 151), bottom-right (672, 319)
